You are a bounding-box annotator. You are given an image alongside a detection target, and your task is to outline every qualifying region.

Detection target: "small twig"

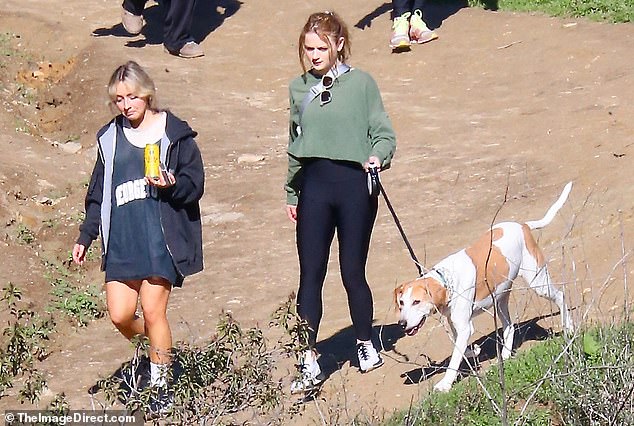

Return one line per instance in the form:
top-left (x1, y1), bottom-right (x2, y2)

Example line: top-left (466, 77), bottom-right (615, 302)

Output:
top-left (610, 380), bottom-right (634, 425)
top-left (497, 40), bottom-right (522, 49)
top-left (484, 171), bottom-right (511, 426)
top-left (619, 211), bottom-right (629, 322)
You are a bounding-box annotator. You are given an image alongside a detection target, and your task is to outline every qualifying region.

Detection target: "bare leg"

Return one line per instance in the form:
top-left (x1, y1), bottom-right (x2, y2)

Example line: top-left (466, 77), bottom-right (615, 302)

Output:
top-left (139, 277), bottom-right (173, 365)
top-left (106, 280), bottom-right (145, 339)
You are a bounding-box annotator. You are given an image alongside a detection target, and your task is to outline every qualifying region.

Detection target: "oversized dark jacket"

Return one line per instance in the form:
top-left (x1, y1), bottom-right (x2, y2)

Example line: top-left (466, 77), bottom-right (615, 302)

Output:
top-left (77, 111), bottom-right (205, 283)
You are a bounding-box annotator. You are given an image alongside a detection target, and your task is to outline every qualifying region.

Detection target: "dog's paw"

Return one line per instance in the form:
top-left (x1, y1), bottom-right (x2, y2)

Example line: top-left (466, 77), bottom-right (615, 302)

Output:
top-left (433, 380), bottom-right (453, 392)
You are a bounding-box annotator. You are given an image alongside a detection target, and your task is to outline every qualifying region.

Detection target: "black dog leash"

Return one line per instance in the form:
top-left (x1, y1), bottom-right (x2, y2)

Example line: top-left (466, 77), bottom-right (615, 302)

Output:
top-left (369, 166), bottom-right (424, 277)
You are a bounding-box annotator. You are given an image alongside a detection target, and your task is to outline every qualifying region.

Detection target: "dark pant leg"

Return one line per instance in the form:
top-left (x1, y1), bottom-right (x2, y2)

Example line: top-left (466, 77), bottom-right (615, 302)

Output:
top-left (122, 0), bottom-right (147, 16)
top-left (393, 0), bottom-right (413, 17)
top-left (296, 180), bottom-right (336, 347)
top-left (412, 0), bottom-right (426, 13)
top-left (162, 0), bottom-right (197, 52)
top-left (334, 172), bottom-right (378, 342)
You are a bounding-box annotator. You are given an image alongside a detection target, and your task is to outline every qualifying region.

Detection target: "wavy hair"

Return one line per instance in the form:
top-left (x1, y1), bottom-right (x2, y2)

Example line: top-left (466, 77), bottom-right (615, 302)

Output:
top-left (298, 11), bottom-right (351, 74)
top-left (107, 61), bottom-right (158, 111)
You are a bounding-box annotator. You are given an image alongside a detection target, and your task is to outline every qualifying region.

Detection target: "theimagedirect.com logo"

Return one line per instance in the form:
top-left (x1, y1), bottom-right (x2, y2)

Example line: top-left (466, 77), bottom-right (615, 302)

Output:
top-left (4, 410), bottom-right (142, 425)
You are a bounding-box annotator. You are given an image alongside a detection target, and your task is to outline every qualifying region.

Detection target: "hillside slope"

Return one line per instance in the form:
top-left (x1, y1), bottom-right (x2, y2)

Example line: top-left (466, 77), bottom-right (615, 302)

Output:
top-left (0, 0), bottom-right (632, 421)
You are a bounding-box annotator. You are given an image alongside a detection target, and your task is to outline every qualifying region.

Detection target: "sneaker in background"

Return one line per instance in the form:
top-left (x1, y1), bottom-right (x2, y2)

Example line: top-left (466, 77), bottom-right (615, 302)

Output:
top-left (165, 41), bottom-right (205, 58)
top-left (409, 10), bottom-right (438, 44)
top-left (357, 340), bottom-right (384, 373)
top-left (389, 13), bottom-right (411, 49)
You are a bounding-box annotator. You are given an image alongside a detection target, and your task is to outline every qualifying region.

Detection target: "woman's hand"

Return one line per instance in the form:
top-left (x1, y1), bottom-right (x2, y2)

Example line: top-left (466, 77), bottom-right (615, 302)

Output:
top-left (72, 243), bottom-right (86, 265)
top-left (145, 170), bottom-right (176, 188)
top-left (286, 205), bottom-right (298, 224)
top-left (363, 155), bottom-right (381, 172)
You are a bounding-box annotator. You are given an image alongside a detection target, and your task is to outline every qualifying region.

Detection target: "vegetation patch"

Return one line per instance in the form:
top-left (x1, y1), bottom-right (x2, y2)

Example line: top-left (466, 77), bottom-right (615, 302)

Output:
top-left (468, 0), bottom-right (633, 23)
top-left (0, 284), bottom-right (55, 404)
top-left (385, 322), bottom-right (634, 425)
top-left (88, 295), bottom-right (309, 424)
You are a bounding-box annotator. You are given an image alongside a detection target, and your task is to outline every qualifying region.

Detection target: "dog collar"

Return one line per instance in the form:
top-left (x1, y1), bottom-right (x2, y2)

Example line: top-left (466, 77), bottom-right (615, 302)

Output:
top-left (430, 267), bottom-right (454, 303)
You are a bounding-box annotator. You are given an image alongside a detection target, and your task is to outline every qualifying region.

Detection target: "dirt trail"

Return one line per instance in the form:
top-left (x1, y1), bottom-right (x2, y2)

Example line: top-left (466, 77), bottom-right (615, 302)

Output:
top-left (0, 0), bottom-right (632, 422)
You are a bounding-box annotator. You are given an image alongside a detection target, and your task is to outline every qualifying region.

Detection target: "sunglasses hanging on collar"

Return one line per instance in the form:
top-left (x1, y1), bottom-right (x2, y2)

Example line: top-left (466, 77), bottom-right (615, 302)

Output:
top-left (319, 74), bottom-right (335, 106)
top-left (298, 63), bottom-right (352, 123)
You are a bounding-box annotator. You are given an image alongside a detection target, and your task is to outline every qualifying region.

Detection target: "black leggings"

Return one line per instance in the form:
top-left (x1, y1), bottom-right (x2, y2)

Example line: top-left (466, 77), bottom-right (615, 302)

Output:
top-left (296, 159), bottom-right (378, 346)
top-left (393, 0), bottom-right (426, 17)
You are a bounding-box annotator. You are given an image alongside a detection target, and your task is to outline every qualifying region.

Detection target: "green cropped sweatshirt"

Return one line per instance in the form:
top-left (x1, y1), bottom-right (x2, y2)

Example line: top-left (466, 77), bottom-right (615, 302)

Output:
top-left (285, 68), bottom-right (397, 205)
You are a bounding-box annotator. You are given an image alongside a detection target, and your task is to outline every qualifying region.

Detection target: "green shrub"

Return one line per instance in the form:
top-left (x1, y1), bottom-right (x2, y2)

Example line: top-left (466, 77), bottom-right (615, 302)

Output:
top-left (16, 224), bottom-right (36, 245)
top-left (0, 283), bottom-right (55, 403)
top-left (91, 296), bottom-right (309, 424)
top-left (385, 323), bottom-right (634, 425)
top-left (48, 278), bottom-right (106, 327)
top-left (550, 324), bottom-right (634, 425)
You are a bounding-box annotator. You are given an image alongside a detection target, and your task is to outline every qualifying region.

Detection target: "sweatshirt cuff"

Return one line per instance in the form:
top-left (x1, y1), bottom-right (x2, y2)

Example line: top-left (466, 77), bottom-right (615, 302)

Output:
top-left (286, 193), bottom-right (298, 206)
top-left (77, 233), bottom-right (94, 249)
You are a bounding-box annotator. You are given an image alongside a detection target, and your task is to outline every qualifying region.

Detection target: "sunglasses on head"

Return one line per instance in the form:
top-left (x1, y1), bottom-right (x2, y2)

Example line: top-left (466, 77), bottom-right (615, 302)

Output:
top-left (320, 74), bottom-right (334, 106)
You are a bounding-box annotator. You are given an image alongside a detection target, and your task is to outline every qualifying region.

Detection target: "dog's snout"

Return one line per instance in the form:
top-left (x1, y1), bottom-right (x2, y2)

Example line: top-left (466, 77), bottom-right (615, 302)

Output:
top-left (398, 319), bottom-right (407, 329)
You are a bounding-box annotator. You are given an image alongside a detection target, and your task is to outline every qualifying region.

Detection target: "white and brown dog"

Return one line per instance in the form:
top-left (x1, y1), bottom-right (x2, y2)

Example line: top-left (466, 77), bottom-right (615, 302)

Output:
top-left (394, 182), bottom-right (574, 392)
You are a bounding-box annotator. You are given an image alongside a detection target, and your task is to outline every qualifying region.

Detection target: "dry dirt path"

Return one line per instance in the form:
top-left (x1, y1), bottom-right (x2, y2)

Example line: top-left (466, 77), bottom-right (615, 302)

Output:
top-left (0, 0), bottom-right (633, 423)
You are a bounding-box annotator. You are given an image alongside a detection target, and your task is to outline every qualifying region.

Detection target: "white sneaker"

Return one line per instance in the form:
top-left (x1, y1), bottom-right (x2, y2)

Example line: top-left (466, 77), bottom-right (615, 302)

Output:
top-left (357, 340), bottom-right (384, 373)
top-left (290, 350), bottom-right (324, 394)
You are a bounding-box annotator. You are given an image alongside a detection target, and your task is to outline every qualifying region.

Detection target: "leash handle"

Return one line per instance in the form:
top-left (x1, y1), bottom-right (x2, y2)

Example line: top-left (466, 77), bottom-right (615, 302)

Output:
top-left (368, 164), bottom-right (380, 197)
top-left (377, 179), bottom-right (424, 277)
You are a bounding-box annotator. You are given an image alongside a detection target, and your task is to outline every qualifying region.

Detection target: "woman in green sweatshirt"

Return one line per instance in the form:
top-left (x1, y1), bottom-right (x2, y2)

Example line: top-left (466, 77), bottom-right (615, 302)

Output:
top-left (285, 10), bottom-right (396, 394)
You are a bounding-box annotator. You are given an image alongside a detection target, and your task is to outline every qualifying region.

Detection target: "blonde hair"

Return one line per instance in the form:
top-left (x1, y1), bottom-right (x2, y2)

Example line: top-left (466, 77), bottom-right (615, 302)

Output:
top-left (107, 61), bottom-right (158, 110)
top-left (298, 11), bottom-right (351, 75)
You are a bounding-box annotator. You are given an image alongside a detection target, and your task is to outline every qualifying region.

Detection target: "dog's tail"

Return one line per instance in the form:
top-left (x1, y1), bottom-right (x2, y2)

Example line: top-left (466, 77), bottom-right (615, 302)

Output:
top-left (525, 181), bottom-right (573, 230)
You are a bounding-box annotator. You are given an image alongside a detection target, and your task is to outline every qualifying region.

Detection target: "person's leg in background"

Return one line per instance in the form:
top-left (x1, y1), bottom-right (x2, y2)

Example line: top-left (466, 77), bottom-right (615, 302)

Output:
top-left (121, 0), bottom-right (147, 35)
top-left (390, 0), bottom-right (412, 48)
top-left (162, 0), bottom-right (204, 58)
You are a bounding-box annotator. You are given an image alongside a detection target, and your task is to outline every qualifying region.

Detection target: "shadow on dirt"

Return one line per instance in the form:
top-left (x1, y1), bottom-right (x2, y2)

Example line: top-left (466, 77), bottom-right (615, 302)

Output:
top-left (399, 313), bottom-right (558, 385)
top-left (91, 0), bottom-right (242, 48)
top-left (353, 0), bottom-right (469, 31)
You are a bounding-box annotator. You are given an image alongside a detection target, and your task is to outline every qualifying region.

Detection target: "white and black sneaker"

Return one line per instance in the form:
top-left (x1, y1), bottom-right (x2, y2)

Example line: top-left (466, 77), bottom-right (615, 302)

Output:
top-left (357, 340), bottom-right (384, 373)
top-left (145, 386), bottom-right (174, 420)
top-left (290, 350), bottom-right (325, 394)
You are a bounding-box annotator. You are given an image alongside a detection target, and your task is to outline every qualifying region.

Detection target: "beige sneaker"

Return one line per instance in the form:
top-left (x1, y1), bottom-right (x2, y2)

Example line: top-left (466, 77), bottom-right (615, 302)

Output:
top-left (166, 41), bottom-right (204, 59)
top-left (389, 13), bottom-right (411, 49)
top-left (121, 7), bottom-right (143, 35)
top-left (409, 10), bottom-right (438, 44)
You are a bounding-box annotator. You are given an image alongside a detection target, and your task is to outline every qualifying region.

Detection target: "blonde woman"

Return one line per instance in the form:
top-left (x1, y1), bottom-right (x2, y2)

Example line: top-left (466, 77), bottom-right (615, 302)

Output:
top-left (73, 61), bottom-right (204, 413)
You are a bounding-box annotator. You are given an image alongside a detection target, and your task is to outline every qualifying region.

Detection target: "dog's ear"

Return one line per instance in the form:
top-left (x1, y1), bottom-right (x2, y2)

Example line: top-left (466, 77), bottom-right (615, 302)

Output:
top-left (427, 281), bottom-right (448, 308)
top-left (393, 283), bottom-right (404, 310)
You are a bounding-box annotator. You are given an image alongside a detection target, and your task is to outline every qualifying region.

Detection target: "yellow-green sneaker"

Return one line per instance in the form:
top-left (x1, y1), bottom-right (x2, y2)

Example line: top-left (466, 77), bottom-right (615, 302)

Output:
top-left (389, 13), bottom-right (411, 49)
top-left (409, 10), bottom-right (438, 44)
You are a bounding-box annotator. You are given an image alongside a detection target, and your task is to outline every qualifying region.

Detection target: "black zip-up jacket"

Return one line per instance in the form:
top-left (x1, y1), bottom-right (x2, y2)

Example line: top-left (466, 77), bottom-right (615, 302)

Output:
top-left (77, 112), bottom-right (205, 283)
